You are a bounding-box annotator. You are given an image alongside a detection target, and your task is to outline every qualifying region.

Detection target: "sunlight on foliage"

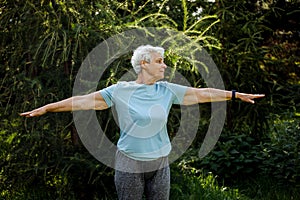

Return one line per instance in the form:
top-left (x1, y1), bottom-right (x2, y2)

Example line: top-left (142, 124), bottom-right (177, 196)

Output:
top-left (1, 0), bottom-right (299, 199)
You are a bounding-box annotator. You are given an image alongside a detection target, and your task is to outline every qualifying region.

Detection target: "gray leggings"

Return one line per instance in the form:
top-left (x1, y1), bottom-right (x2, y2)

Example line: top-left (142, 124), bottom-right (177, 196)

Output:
top-left (114, 151), bottom-right (170, 200)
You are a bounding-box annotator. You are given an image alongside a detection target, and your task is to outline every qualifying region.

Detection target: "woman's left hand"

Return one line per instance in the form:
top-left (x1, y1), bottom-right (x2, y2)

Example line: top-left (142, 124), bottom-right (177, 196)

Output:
top-left (237, 93), bottom-right (265, 104)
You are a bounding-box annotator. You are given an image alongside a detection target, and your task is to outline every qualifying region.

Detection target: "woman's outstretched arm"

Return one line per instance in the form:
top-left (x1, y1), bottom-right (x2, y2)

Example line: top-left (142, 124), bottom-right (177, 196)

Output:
top-left (182, 87), bottom-right (265, 105)
top-left (20, 92), bottom-right (108, 117)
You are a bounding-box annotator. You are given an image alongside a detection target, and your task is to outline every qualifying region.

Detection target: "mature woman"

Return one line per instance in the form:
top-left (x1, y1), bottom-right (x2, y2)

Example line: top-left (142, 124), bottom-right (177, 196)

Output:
top-left (21, 45), bottom-right (264, 200)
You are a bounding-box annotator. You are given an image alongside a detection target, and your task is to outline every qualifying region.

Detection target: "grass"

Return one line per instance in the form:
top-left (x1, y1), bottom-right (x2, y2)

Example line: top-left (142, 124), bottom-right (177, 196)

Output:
top-left (170, 164), bottom-right (300, 200)
top-left (2, 168), bottom-right (299, 199)
top-left (170, 166), bottom-right (247, 200)
top-left (235, 176), bottom-right (300, 200)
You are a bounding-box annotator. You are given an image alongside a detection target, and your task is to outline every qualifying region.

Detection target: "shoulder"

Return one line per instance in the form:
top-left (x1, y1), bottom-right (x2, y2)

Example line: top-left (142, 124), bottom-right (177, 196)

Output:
top-left (104, 81), bottom-right (141, 92)
top-left (157, 81), bottom-right (188, 90)
top-left (103, 81), bottom-right (131, 90)
top-left (116, 81), bottom-right (137, 87)
top-left (156, 81), bottom-right (173, 88)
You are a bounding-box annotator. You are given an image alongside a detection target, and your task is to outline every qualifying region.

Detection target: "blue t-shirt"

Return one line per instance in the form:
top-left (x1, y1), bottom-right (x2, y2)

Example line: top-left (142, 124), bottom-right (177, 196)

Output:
top-left (99, 81), bottom-right (188, 161)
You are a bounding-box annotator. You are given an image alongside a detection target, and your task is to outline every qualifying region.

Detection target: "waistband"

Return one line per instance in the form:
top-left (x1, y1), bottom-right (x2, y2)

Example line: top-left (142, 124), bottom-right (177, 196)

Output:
top-left (115, 150), bottom-right (169, 173)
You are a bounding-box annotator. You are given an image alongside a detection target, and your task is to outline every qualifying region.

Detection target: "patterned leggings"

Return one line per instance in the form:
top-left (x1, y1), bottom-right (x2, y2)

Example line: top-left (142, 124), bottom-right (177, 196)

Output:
top-left (114, 151), bottom-right (170, 200)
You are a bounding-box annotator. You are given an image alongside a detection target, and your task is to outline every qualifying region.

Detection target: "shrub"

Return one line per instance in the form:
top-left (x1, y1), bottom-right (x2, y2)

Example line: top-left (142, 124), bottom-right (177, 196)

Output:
top-left (260, 112), bottom-right (300, 185)
top-left (196, 134), bottom-right (263, 180)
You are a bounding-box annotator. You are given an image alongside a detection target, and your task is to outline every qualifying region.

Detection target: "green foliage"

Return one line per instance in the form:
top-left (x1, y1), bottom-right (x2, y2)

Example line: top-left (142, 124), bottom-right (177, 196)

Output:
top-left (202, 0), bottom-right (300, 136)
top-left (180, 111), bottom-right (300, 190)
top-left (198, 134), bottom-right (263, 179)
top-left (170, 162), bottom-right (246, 200)
top-left (0, 0), bottom-right (221, 198)
top-left (237, 176), bottom-right (300, 200)
top-left (260, 113), bottom-right (300, 185)
top-left (1, 0), bottom-right (300, 199)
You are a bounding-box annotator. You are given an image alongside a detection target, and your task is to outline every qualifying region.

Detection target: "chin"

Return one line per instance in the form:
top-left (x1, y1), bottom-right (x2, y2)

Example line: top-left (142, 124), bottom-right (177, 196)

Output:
top-left (155, 73), bottom-right (165, 81)
top-left (160, 75), bottom-right (165, 80)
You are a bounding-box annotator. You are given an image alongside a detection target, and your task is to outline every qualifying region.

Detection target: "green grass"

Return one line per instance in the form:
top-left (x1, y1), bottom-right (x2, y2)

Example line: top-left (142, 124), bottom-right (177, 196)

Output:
top-left (235, 176), bottom-right (300, 200)
top-left (170, 166), bottom-right (248, 200)
top-left (2, 169), bottom-right (299, 199)
top-left (170, 164), bottom-right (300, 200)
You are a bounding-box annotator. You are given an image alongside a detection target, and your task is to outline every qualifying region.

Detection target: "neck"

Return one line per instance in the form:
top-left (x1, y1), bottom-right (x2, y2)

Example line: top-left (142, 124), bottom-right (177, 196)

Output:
top-left (135, 73), bottom-right (157, 85)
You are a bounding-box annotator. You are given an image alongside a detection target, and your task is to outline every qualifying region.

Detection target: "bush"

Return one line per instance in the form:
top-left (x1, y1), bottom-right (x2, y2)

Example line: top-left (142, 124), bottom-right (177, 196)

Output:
top-left (260, 113), bottom-right (300, 185)
top-left (195, 134), bottom-right (263, 180)
top-left (182, 111), bottom-right (300, 187)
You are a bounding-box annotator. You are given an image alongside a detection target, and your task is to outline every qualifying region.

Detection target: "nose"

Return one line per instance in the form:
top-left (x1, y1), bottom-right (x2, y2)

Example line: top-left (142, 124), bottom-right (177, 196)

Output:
top-left (162, 62), bottom-right (167, 68)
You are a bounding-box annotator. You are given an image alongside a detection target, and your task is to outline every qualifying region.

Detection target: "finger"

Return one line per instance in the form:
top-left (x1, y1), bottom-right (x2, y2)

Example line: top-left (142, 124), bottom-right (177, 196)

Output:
top-left (20, 112), bottom-right (30, 116)
top-left (20, 111), bottom-right (34, 117)
top-left (253, 94), bottom-right (265, 98)
top-left (244, 97), bottom-right (255, 104)
top-left (250, 94), bottom-right (265, 103)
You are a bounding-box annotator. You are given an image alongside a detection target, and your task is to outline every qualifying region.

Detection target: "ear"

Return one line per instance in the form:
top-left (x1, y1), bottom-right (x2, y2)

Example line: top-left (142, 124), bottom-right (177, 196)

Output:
top-left (140, 60), bottom-right (147, 69)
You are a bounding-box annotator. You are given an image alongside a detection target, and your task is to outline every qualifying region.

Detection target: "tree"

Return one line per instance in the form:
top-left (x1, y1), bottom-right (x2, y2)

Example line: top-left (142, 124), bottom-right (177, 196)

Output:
top-left (1, 0), bottom-right (299, 198)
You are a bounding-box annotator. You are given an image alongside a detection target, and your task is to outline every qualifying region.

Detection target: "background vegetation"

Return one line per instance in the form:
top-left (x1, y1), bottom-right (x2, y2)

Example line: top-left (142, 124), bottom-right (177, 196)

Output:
top-left (1, 0), bottom-right (299, 199)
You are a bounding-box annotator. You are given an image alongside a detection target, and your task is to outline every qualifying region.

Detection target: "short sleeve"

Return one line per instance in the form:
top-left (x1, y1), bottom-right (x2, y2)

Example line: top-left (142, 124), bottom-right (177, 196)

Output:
top-left (99, 84), bottom-right (117, 107)
top-left (165, 82), bottom-right (188, 104)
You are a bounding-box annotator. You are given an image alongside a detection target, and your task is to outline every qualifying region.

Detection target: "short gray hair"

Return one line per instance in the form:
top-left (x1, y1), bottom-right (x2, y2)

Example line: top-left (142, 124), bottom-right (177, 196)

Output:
top-left (131, 45), bottom-right (165, 74)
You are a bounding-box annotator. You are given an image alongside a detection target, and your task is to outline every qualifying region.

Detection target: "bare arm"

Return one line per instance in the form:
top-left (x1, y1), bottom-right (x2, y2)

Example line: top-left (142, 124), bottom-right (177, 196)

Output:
top-left (182, 87), bottom-right (265, 105)
top-left (20, 92), bottom-right (108, 117)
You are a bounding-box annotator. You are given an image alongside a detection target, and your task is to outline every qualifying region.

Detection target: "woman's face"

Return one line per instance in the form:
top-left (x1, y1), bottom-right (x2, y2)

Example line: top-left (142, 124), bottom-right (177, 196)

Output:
top-left (142, 52), bottom-right (167, 81)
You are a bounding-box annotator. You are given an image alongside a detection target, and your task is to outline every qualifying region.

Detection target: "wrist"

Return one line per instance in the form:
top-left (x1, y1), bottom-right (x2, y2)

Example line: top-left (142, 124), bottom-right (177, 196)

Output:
top-left (43, 104), bottom-right (51, 113)
top-left (232, 90), bottom-right (236, 101)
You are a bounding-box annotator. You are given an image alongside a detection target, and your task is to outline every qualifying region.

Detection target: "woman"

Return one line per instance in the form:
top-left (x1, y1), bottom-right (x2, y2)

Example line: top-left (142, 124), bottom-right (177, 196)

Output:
top-left (21, 45), bottom-right (264, 200)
